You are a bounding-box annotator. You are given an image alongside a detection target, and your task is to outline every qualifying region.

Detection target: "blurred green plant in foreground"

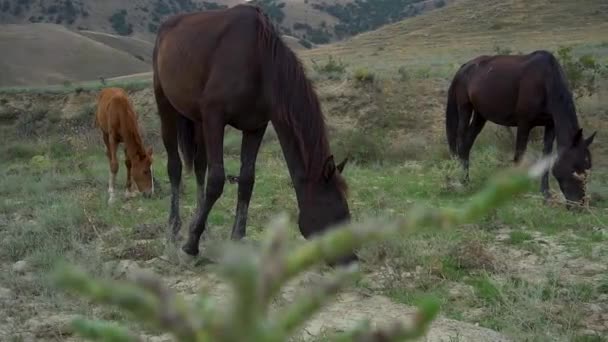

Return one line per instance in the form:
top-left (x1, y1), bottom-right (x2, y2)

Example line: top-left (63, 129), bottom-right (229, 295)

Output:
top-left (53, 158), bottom-right (554, 342)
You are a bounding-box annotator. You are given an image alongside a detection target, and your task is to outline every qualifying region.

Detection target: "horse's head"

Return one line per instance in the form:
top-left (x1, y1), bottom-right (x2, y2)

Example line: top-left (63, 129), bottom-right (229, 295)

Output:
top-left (552, 129), bottom-right (596, 208)
top-left (132, 146), bottom-right (154, 197)
top-left (298, 155), bottom-right (351, 246)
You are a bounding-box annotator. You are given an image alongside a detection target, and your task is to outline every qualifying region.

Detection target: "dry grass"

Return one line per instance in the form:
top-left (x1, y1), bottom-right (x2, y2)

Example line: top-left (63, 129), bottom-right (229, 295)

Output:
top-left (0, 23), bottom-right (149, 87)
top-left (78, 30), bottom-right (154, 63)
top-left (302, 0), bottom-right (608, 73)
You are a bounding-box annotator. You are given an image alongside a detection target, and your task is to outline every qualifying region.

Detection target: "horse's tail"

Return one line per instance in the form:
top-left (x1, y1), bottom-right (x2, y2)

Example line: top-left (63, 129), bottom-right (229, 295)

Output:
top-left (176, 114), bottom-right (196, 173)
top-left (445, 74), bottom-right (460, 156)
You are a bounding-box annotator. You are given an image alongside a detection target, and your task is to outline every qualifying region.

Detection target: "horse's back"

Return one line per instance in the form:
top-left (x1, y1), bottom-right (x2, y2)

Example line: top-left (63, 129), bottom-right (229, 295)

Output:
top-left (456, 50), bottom-right (562, 125)
top-left (153, 4), bottom-right (265, 120)
top-left (96, 87), bottom-right (134, 134)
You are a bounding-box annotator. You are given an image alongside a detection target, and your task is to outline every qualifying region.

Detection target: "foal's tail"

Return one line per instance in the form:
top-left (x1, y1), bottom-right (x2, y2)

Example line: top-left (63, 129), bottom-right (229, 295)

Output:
top-left (445, 76), bottom-right (460, 156)
top-left (176, 114), bottom-right (196, 173)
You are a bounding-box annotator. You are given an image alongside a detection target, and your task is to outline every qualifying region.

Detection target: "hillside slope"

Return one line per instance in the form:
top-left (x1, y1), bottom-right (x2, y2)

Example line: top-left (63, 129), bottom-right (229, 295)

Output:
top-left (78, 30), bottom-right (154, 63)
top-left (0, 23), bottom-right (150, 87)
top-left (0, 0), bottom-right (451, 44)
top-left (303, 0), bottom-right (608, 70)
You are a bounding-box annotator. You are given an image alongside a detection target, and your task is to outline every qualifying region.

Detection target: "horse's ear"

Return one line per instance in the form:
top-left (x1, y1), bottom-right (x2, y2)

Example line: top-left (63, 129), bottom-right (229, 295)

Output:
top-left (585, 131), bottom-right (597, 147)
top-left (322, 155), bottom-right (336, 181)
top-left (572, 128), bottom-right (583, 147)
top-left (336, 157), bottom-right (349, 174)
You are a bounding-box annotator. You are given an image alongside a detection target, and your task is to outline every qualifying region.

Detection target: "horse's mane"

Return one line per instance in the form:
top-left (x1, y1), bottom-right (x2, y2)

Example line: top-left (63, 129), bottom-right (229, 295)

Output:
top-left (254, 7), bottom-right (347, 192)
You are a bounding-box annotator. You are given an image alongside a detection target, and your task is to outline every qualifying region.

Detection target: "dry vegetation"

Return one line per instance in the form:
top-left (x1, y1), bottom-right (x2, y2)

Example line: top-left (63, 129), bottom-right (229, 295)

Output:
top-left (1, 0), bottom-right (608, 341)
top-left (0, 23), bottom-right (150, 87)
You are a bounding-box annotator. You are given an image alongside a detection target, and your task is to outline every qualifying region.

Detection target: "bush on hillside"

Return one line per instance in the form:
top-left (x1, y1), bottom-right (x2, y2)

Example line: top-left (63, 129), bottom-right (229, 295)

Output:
top-left (109, 9), bottom-right (133, 36)
top-left (311, 56), bottom-right (347, 79)
top-left (556, 46), bottom-right (607, 99)
top-left (313, 0), bottom-right (424, 39)
top-left (353, 68), bottom-right (375, 85)
top-left (250, 0), bottom-right (286, 23)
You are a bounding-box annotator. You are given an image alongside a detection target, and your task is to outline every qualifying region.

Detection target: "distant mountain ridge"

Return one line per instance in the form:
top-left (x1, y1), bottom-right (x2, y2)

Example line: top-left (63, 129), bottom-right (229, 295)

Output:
top-left (0, 0), bottom-right (455, 45)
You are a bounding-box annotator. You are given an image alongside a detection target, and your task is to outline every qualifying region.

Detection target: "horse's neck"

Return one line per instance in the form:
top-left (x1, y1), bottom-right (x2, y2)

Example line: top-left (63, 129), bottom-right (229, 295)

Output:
top-left (121, 118), bottom-right (146, 160)
top-left (272, 123), bottom-right (308, 206)
top-left (552, 111), bottom-right (579, 150)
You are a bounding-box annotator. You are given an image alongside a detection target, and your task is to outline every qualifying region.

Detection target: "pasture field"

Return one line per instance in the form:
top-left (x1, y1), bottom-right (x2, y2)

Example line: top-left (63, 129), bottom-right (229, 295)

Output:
top-left (1, 63), bottom-right (607, 341)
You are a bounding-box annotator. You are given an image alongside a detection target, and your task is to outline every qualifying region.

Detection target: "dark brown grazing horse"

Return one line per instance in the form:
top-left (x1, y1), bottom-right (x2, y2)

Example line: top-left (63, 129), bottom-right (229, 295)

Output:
top-left (152, 4), bottom-right (356, 265)
top-left (446, 50), bottom-right (597, 207)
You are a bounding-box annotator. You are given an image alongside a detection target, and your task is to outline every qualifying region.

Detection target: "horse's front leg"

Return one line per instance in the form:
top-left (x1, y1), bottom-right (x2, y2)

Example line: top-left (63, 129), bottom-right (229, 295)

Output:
top-left (182, 107), bottom-right (226, 256)
top-left (540, 124), bottom-right (555, 200)
top-left (124, 153), bottom-right (138, 199)
top-left (513, 124), bottom-right (531, 164)
top-left (105, 133), bottom-right (119, 204)
top-left (231, 124), bottom-right (267, 240)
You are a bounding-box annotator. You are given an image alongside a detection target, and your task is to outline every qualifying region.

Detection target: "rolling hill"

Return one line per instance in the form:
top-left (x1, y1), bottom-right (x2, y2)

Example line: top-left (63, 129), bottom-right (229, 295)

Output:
top-left (0, 23), bottom-right (150, 87)
top-left (2, 0), bottom-right (606, 87)
top-left (0, 0), bottom-right (452, 44)
top-left (302, 0), bottom-right (608, 71)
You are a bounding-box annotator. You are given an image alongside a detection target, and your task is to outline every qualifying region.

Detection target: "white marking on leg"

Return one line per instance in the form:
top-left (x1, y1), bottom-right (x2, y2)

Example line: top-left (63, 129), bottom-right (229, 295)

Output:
top-left (150, 165), bottom-right (155, 194)
top-left (108, 170), bottom-right (116, 204)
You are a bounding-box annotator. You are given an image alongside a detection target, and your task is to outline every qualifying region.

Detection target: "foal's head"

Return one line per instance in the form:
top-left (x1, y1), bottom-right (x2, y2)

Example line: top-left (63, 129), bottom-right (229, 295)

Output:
top-left (552, 129), bottom-right (596, 208)
top-left (132, 147), bottom-right (154, 196)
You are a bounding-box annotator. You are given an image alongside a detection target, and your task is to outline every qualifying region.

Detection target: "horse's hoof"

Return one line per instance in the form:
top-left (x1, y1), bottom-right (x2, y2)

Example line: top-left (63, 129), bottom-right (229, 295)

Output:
top-left (108, 195), bottom-right (116, 205)
top-left (328, 253), bottom-right (360, 268)
top-left (177, 248), bottom-right (196, 264)
top-left (230, 231), bottom-right (245, 241)
top-left (182, 242), bottom-right (199, 256)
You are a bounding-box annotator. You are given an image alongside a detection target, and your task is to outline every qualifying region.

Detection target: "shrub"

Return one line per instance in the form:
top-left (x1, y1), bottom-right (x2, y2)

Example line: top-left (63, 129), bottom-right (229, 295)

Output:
top-left (298, 38), bottom-right (312, 49)
top-left (311, 56), bottom-right (347, 79)
top-left (556, 46), bottom-right (606, 98)
top-left (352, 68), bottom-right (375, 84)
top-left (109, 9), bottom-right (133, 36)
top-left (493, 45), bottom-right (512, 55)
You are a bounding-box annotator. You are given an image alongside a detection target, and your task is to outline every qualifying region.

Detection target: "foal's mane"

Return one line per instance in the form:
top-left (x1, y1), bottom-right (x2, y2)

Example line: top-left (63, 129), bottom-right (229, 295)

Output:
top-left (254, 7), bottom-right (346, 192)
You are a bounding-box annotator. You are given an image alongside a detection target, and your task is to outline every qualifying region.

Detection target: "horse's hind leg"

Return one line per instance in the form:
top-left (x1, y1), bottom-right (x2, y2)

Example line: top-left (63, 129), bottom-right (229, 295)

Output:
top-left (155, 89), bottom-right (183, 242)
top-left (459, 112), bottom-right (486, 182)
top-left (513, 124), bottom-right (532, 164)
top-left (230, 124), bottom-right (267, 241)
top-left (182, 104), bottom-right (226, 256)
top-left (540, 124), bottom-right (555, 200)
top-left (104, 133), bottom-right (119, 204)
top-left (456, 104), bottom-right (473, 181)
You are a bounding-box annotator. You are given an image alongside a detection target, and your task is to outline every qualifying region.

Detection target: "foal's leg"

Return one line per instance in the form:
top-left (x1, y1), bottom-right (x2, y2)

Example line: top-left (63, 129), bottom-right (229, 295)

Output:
top-left (231, 124), bottom-right (267, 240)
top-left (124, 150), bottom-right (137, 198)
top-left (513, 125), bottom-right (531, 164)
top-left (459, 112), bottom-right (486, 182)
top-left (182, 106), bottom-right (226, 256)
top-left (106, 133), bottom-right (119, 204)
top-left (155, 91), bottom-right (183, 241)
top-left (540, 124), bottom-right (555, 200)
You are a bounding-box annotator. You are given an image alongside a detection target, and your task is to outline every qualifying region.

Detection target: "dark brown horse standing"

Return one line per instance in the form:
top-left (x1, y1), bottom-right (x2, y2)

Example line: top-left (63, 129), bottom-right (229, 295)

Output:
top-left (152, 5), bottom-right (355, 264)
top-left (446, 50), bottom-right (597, 206)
